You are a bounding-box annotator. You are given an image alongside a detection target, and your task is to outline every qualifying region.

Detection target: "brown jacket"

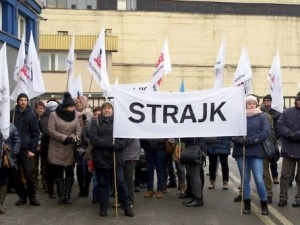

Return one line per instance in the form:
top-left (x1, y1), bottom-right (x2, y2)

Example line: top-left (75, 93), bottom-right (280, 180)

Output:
top-left (47, 111), bottom-right (81, 166)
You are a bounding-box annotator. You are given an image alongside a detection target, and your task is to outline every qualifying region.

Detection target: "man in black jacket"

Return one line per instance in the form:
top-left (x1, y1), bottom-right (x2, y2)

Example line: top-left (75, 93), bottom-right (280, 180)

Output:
top-left (277, 91), bottom-right (300, 207)
top-left (10, 93), bottom-right (40, 206)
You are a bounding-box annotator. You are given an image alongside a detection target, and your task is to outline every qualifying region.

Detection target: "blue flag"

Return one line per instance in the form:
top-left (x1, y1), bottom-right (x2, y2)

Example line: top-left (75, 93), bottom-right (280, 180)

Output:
top-left (179, 78), bottom-right (185, 92)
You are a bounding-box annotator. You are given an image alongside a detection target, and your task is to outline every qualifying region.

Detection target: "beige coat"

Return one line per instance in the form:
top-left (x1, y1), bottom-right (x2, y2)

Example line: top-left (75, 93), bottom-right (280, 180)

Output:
top-left (48, 111), bottom-right (81, 166)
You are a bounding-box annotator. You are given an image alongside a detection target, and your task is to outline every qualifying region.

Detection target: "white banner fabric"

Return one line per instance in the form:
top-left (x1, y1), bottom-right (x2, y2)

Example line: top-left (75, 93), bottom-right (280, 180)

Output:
top-left (113, 86), bottom-right (246, 138)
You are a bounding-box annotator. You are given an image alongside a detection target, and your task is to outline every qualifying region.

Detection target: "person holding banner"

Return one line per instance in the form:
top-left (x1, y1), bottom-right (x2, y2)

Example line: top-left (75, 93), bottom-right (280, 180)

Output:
top-left (47, 92), bottom-right (81, 205)
top-left (232, 95), bottom-right (270, 215)
top-left (11, 93), bottom-right (41, 207)
top-left (181, 138), bottom-right (207, 207)
top-left (140, 138), bottom-right (167, 199)
top-left (89, 101), bottom-right (134, 217)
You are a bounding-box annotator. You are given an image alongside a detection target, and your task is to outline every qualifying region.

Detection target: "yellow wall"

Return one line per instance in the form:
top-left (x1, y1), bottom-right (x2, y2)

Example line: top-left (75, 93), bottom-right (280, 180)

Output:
top-left (40, 9), bottom-right (300, 96)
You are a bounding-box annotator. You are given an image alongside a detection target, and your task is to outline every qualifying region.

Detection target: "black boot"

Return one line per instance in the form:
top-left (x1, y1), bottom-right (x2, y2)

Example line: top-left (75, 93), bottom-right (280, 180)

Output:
top-left (185, 198), bottom-right (203, 207)
top-left (15, 197), bottom-right (27, 206)
top-left (261, 200), bottom-right (269, 215)
top-left (64, 178), bottom-right (74, 204)
top-left (243, 199), bottom-right (251, 214)
top-left (76, 165), bottom-right (85, 197)
top-left (56, 179), bottom-right (65, 205)
top-left (0, 186), bottom-right (7, 214)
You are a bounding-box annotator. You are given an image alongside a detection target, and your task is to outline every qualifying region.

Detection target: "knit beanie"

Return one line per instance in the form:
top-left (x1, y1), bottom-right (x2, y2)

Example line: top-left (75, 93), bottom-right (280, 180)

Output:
top-left (17, 93), bottom-right (29, 103)
top-left (46, 101), bottom-right (58, 111)
top-left (296, 91), bottom-right (300, 101)
top-left (263, 94), bottom-right (272, 102)
top-left (101, 101), bottom-right (113, 111)
top-left (60, 92), bottom-right (75, 108)
top-left (246, 95), bottom-right (258, 105)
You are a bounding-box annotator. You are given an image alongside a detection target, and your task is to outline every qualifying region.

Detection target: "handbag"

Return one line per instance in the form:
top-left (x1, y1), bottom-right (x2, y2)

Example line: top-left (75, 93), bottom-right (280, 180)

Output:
top-left (179, 145), bottom-right (203, 165)
top-left (2, 145), bottom-right (15, 168)
top-left (74, 137), bottom-right (85, 160)
top-left (262, 137), bottom-right (276, 159)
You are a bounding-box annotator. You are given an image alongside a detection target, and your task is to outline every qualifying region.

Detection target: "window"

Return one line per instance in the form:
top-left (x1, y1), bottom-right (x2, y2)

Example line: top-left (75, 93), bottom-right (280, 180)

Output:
top-left (18, 15), bottom-right (26, 39)
top-left (117, 0), bottom-right (136, 10)
top-left (40, 52), bottom-right (67, 71)
top-left (76, 52), bottom-right (90, 60)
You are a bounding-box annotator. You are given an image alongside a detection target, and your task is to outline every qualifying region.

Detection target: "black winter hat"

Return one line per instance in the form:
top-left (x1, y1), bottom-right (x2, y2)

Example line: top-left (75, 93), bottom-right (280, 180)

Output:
top-left (17, 93), bottom-right (29, 103)
top-left (263, 94), bottom-right (272, 102)
top-left (61, 92), bottom-right (75, 108)
top-left (296, 91), bottom-right (300, 101)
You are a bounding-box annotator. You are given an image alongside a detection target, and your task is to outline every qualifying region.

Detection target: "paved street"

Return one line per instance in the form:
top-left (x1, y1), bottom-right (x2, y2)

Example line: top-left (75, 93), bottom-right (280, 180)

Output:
top-left (1, 156), bottom-right (299, 225)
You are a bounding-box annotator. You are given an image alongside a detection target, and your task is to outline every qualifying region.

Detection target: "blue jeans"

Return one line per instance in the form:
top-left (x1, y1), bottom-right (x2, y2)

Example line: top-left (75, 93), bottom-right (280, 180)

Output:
top-left (236, 156), bottom-right (267, 201)
top-left (145, 150), bottom-right (165, 191)
top-left (96, 167), bottom-right (131, 211)
top-left (92, 171), bottom-right (100, 199)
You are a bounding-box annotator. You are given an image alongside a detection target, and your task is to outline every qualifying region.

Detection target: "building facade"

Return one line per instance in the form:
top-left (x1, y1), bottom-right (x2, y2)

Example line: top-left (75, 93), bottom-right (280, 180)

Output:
top-left (0, 0), bottom-right (43, 100)
top-left (39, 0), bottom-right (300, 104)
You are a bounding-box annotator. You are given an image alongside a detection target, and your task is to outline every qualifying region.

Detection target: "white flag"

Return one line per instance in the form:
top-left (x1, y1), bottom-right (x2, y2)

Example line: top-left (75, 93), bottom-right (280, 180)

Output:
top-left (147, 38), bottom-right (171, 91)
top-left (69, 74), bottom-right (83, 98)
top-left (213, 37), bottom-right (225, 89)
top-left (87, 28), bottom-right (112, 99)
top-left (67, 34), bottom-right (75, 93)
top-left (268, 50), bottom-right (284, 113)
top-left (27, 31), bottom-right (45, 99)
top-left (0, 43), bottom-right (10, 139)
top-left (10, 34), bottom-right (29, 101)
top-left (233, 46), bottom-right (253, 95)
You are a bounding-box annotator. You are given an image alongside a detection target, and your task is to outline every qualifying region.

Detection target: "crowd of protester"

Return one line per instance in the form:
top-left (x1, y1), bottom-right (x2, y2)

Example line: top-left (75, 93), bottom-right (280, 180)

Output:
top-left (1, 91), bottom-right (300, 217)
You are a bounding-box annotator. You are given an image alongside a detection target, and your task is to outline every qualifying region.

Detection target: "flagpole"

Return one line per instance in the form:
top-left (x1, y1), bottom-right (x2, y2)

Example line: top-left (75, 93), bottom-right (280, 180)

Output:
top-left (112, 138), bottom-right (119, 217)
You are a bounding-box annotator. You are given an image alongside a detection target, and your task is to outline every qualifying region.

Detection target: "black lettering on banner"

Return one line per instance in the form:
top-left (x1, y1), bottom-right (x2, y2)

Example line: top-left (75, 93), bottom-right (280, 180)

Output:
top-left (147, 104), bottom-right (161, 123)
top-left (163, 105), bottom-right (178, 123)
top-left (128, 103), bottom-right (145, 123)
top-left (210, 102), bottom-right (226, 121)
top-left (180, 105), bottom-right (196, 123)
top-left (197, 103), bottom-right (207, 122)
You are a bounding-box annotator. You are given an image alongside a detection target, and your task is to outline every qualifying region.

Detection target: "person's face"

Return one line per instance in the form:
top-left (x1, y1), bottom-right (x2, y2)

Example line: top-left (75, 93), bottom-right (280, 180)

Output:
top-left (65, 105), bottom-right (75, 112)
top-left (102, 105), bottom-right (113, 117)
top-left (75, 99), bottom-right (84, 111)
top-left (296, 100), bottom-right (300, 108)
top-left (246, 101), bottom-right (257, 110)
top-left (263, 99), bottom-right (272, 108)
top-left (35, 106), bottom-right (45, 117)
top-left (18, 97), bottom-right (28, 110)
top-left (93, 111), bottom-right (101, 119)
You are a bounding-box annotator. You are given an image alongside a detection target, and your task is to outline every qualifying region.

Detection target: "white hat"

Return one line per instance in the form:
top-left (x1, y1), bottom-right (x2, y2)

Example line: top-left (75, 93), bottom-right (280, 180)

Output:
top-left (46, 101), bottom-right (58, 111)
top-left (246, 95), bottom-right (258, 105)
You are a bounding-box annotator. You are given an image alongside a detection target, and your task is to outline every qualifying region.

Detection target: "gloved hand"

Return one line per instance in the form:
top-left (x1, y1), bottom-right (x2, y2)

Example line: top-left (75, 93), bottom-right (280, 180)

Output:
top-left (238, 137), bottom-right (249, 146)
top-left (111, 142), bottom-right (123, 152)
top-left (64, 137), bottom-right (74, 145)
top-left (82, 114), bottom-right (87, 121)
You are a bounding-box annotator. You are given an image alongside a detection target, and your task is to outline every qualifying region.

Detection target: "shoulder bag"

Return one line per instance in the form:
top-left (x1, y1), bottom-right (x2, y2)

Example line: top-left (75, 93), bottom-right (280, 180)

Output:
top-left (179, 139), bottom-right (203, 165)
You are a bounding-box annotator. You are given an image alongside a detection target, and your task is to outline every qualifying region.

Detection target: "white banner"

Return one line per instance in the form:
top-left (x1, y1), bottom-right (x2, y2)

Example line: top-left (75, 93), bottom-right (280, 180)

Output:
top-left (113, 86), bottom-right (246, 138)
